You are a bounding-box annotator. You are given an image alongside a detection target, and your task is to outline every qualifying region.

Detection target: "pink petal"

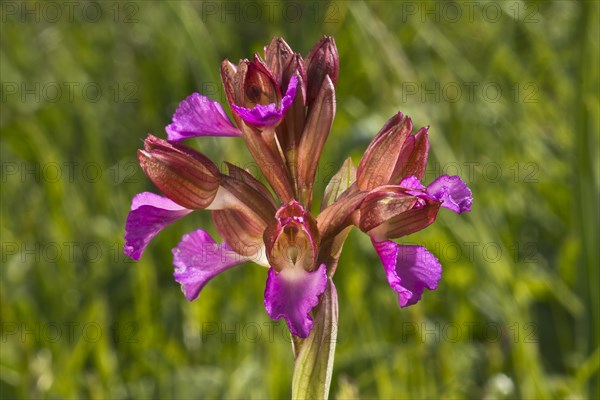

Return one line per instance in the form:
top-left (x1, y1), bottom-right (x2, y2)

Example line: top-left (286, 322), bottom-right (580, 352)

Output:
top-left (263, 263), bottom-right (327, 338)
top-left (173, 229), bottom-right (248, 301)
top-left (165, 93), bottom-right (242, 141)
top-left (231, 75), bottom-right (298, 127)
top-left (124, 192), bottom-right (192, 260)
top-left (426, 175), bottom-right (472, 213)
top-left (399, 175), bottom-right (425, 191)
top-left (392, 126), bottom-right (430, 182)
top-left (372, 240), bottom-right (441, 307)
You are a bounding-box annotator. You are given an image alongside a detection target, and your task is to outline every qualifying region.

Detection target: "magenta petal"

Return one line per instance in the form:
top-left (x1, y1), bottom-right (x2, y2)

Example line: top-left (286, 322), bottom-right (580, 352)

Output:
top-left (426, 175), bottom-right (472, 213)
top-left (279, 74), bottom-right (299, 111)
top-left (230, 103), bottom-right (281, 127)
top-left (399, 175), bottom-right (425, 191)
top-left (231, 75), bottom-right (299, 127)
top-left (165, 93), bottom-right (242, 141)
top-left (372, 240), bottom-right (442, 307)
top-left (264, 263), bottom-right (327, 338)
top-left (124, 192), bottom-right (192, 260)
top-left (398, 176), bottom-right (427, 207)
top-left (173, 229), bottom-right (247, 301)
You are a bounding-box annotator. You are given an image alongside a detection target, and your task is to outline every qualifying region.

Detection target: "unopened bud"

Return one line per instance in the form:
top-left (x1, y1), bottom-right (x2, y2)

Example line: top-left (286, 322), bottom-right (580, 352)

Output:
top-left (264, 37), bottom-right (294, 87)
top-left (305, 36), bottom-right (339, 104)
top-left (138, 135), bottom-right (220, 209)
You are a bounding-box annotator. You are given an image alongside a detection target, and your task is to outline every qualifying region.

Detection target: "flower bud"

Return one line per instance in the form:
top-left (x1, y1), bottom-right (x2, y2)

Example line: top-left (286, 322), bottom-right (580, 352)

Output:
top-left (282, 53), bottom-right (307, 95)
top-left (242, 55), bottom-right (281, 108)
top-left (138, 135), bottom-right (220, 209)
top-left (305, 36), bottom-right (339, 105)
top-left (264, 37), bottom-right (294, 87)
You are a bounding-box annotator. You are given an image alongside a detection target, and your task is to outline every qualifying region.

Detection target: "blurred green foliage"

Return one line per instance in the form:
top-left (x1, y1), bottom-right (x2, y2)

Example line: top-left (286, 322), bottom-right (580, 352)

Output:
top-left (1, 1), bottom-right (598, 398)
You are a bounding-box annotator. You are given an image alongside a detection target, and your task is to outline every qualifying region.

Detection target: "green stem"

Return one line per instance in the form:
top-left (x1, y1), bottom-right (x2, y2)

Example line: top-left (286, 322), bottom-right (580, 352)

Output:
top-left (291, 279), bottom-right (338, 400)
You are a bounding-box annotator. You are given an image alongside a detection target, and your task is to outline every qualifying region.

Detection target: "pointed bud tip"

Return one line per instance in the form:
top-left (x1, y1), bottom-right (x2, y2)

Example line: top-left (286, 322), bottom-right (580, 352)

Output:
top-left (305, 36), bottom-right (339, 104)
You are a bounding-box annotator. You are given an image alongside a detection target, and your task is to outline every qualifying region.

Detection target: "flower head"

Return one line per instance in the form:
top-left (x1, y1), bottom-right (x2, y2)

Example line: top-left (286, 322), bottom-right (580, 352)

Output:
top-left (124, 36), bottom-right (472, 339)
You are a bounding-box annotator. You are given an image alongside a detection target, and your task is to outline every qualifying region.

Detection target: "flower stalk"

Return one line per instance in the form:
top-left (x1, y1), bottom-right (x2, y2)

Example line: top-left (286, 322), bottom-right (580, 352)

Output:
top-left (292, 279), bottom-right (338, 400)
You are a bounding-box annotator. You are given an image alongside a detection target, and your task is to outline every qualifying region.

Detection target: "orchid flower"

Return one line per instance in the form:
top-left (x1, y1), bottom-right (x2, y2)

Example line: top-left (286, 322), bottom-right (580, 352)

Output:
top-left (124, 36), bottom-right (472, 398)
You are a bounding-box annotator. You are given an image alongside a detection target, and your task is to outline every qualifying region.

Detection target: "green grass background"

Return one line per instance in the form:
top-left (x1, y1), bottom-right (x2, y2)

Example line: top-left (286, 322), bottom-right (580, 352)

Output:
top-left (1, 1), bottom-right (599, 398)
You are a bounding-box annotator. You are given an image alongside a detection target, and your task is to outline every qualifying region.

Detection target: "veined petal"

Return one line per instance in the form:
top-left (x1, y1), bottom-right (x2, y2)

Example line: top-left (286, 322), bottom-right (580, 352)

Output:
top-left (282, 55), bottom-right (306, 95)
top-left (357, 113), bottom-right (412, 191)
top-left (372, 240), bottom-right (441, 307)
top-left (124, 192), bottom-right (192, 260)
top-left (219, 173), bottom-right (276, 223)
top-left (138, 135), bottom-right (221, 209)
top-left (236, 123), bottom-right (295, 203)
top-left (223, 162), bottom-right (277, 210)
top-left (264, 37), bottom-right (294, 88)
top-left (212, 208), bottom-right (269, 265)
top-left (390, 126), bottom-right (430, 182)
top-left (165, 93), bottom-right (242, 141)
top-left (367, 198), bottom-right (441, 241)
top-left (297, 75), bottom-right (335, 206)
top-left (173, 229), bottom-right (248, 301)
top-left (264, 263), bottom-right (327, 338)
top-left (359, 188), bottom-right (417, 233)
top-left (277, 70), bottom-right (307, 173)
top-left (426, 175), bottom-right (472, 213)
top-left (230, 75), bottom-right (299, 127)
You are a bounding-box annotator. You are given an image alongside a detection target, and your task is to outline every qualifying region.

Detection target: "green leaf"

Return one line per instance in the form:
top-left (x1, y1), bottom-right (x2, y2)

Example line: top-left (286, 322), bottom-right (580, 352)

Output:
top-left (291, 279), bottom-right (338, 400)
top-left (322, 157), bottom-right (357, 210)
